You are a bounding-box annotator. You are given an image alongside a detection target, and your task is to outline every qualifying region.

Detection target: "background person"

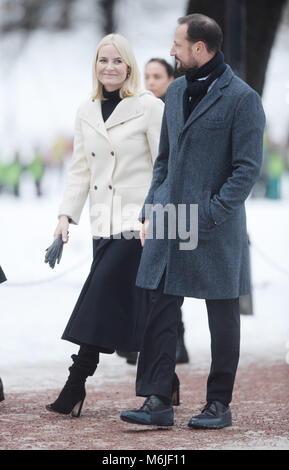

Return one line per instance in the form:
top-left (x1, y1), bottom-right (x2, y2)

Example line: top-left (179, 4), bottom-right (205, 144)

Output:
top-left (144, 58), bottom-right (174, 100)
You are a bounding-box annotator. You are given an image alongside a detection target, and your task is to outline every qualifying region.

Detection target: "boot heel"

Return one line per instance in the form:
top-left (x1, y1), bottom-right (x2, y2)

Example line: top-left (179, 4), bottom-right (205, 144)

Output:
top-left (71, 398), bottom-right (85, 418)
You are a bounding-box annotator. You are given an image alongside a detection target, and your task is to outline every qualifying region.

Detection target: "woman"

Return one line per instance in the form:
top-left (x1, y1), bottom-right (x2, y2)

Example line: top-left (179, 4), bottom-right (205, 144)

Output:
top-left (46, 34), bottom-right (179, 417)
top-left (144, 58), bottom-right (174, 101)
top-left (0, 265), bottom-right (7, 402)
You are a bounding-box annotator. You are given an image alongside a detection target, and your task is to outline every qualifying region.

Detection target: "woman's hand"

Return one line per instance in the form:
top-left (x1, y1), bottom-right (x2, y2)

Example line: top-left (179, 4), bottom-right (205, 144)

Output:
top-left (140, 219), bottom-right (149, 247)
top-left (54, 215), bottom-right (69, 243)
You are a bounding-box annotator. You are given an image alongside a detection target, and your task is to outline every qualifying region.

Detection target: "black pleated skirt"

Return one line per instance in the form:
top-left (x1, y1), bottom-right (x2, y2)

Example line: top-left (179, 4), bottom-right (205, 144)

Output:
top-left (61, 232), bottom-right (149, 353)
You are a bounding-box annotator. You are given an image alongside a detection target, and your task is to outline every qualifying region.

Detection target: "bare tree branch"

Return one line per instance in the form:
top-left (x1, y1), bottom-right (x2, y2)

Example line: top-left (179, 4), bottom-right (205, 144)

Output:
top-left (0, 0), bottom-right (76, 33)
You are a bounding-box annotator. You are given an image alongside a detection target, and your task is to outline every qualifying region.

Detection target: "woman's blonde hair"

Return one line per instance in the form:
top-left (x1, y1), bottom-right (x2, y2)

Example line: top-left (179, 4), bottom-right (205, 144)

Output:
top-left (92, 34), bottom-right (141, 100)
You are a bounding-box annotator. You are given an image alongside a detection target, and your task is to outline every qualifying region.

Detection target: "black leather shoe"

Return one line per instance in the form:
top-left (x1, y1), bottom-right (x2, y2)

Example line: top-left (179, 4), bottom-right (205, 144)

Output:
top-left (188, 401), bottom-right (232, 429)
top-left (120, 395), bottom-right (174, 426)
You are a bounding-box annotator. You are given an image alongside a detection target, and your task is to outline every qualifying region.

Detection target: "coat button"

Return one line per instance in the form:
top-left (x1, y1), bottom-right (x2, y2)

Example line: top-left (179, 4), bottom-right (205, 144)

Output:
top-left (91, 152), bottom-right (95, 157)
top-left (108, 185), bottom-right (112, 190)
top-left (111, 151), bottom-right (114, 156)
top-left (94, 185), bottom-right (97, 190)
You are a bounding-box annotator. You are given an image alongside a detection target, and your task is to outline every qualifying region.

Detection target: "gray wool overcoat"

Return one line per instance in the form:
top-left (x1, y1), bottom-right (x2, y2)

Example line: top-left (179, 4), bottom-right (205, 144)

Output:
top-left (135, 65), bottom-right (266, 299)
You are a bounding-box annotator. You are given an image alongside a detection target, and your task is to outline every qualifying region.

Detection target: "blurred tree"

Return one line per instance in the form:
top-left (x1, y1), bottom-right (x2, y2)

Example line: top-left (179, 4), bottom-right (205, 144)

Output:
top-left (0, 0), bottom-right (118, 35)
top-left (186, 0), bottom-right (287, 95)
top-left (99, 0), bottom-right (116, 34)
top-left (0, 0), bottom-right (76, 33)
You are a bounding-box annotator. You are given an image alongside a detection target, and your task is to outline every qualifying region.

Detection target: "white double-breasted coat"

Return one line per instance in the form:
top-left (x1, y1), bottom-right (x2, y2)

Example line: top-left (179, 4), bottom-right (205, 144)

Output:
top-left (58, 90), bottom-right (164, 236)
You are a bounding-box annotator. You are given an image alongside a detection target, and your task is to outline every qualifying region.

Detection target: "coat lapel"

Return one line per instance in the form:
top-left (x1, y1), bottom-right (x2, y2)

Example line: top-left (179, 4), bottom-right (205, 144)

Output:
top-left (80, 95), bottom-right (144, 141)
top-left (81, 99), bottom-right (109, 140)
top-left (179, 65), bottom-right (234, 134)
top-left (182, 87), bottom-right (223, 132)
top-left (175, 83), bottom-right (185, 133)
top-left (105, 96), bottom-right (144, 130)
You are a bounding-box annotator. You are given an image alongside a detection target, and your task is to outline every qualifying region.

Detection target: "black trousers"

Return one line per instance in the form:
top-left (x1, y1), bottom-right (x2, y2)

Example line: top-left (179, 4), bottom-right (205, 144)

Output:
top-left (136, 269), bottom-right (240, 406)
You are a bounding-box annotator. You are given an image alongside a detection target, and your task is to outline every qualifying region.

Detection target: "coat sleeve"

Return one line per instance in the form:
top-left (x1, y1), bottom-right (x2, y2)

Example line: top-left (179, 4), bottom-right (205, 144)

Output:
top-left (58, 109), bottom-right (90, 225)
top-left (209, 89), bottom-right (266, 226)
top-left (139, 105), bottom-right (170, 222)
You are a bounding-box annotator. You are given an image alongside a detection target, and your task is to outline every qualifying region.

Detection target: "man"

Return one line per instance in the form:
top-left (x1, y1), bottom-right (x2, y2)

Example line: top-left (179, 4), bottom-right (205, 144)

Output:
top-left (121, 14), bottom-right (265, 429)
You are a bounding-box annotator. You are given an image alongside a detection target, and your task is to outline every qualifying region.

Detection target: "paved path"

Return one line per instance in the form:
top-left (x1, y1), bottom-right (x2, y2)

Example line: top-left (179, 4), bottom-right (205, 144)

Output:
top-left (0, 361), bottom-right (288, 450)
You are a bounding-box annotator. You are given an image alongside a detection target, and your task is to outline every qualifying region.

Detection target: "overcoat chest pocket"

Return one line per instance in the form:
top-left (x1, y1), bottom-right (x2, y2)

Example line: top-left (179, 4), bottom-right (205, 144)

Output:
top-left (200, 119), bottom-right (229, 129)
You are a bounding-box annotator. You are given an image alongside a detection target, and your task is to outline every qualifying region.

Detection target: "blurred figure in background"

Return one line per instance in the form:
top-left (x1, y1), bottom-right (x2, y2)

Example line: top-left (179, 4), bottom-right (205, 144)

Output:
top-left (0, 158), bottom-right (5, 193)
top-left (265, 142), bottom-right (284, 200)
top-left (117, 58), bottom-right (190, 366)
top-left (28, 148), bottom-right (45, 197)
top-left (144, 58), bottom-right (174, 100)
top-left (5, 151), bottom-right (22, 197)
top-left (0, 265), bottom-right (7, 403)
top-left (51, 135), bottom-right (69, 182)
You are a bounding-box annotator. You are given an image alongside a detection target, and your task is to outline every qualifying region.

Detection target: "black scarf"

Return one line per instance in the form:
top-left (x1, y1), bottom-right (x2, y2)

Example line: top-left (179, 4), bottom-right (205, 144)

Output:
top-left (183, 50), bottom-right (226, 121)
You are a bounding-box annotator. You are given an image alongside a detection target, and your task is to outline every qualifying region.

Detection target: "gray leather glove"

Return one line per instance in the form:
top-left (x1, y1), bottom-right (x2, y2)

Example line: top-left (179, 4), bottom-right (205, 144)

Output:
top-left (45, 235), bottom-right (64, 269)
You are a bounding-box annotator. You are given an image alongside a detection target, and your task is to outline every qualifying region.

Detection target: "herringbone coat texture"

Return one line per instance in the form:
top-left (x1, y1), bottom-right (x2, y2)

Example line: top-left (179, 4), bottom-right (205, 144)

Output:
top-left (136, 65), bottom-right (266, 299)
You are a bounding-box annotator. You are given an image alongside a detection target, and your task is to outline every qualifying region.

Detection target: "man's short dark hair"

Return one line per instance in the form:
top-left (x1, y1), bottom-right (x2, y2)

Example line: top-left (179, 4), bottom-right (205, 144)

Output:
top-left (178, 13), bottom-right (223, 53)
top-left (146, 58), bottom-right (174, 78)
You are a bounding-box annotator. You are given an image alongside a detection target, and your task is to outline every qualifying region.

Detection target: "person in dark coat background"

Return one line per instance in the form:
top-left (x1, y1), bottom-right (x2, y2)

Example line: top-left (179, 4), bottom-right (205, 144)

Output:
top-left (121, 14), bottom-right (265, 429)
top-left (117, 57), bottom-right (190, 366)
top-left (0, 265), bottom-right (7, 402)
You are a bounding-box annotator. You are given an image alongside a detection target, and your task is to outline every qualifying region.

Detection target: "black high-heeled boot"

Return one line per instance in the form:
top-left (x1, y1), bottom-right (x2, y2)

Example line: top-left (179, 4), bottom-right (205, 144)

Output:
top-left (46, 345), bottom-right (99, 417)
top-left (0, 378), bottom-right (4, 402)
top-left (171, 372), bottom-right (180, 406)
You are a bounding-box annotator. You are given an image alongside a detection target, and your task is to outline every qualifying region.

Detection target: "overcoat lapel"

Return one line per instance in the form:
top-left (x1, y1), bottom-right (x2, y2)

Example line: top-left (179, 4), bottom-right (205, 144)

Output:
top-left (182, 87), bottom-right (223, 132)
top-left (80, 96), bottom-right (144, 142)
top-left (105, 96), bottom-right (144, 129)
top-left (175, 65), bottom-right (234, 134)
top-left (81, 99), bottom-right (109, 140)
top-left (175, 84), bottom-right (185, 133)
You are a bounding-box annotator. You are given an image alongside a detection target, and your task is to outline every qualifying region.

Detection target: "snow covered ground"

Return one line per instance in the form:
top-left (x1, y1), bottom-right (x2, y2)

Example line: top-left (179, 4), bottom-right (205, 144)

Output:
top-left (0, 172), bottom-right (288, 393)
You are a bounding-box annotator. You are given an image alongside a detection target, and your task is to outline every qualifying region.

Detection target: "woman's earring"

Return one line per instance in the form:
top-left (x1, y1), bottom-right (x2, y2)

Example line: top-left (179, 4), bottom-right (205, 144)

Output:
top-left (126, 70), bottom-right (131, 78)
